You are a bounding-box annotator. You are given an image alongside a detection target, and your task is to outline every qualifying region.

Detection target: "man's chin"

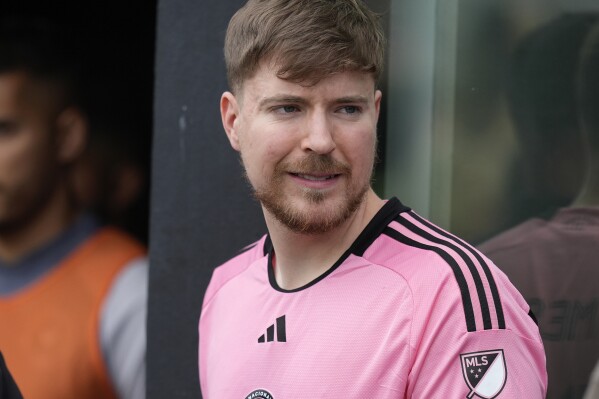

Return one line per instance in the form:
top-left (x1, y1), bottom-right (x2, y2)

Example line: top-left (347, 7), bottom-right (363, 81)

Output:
top-left (264, 196), bottom-right (362, 235)
top-left (280, 214), bottom-right (347, 235)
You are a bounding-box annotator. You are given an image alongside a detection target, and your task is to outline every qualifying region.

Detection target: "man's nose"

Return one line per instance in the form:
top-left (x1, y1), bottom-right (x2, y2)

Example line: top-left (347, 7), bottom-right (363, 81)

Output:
top-left (300, 112), bottom-right (336, 154)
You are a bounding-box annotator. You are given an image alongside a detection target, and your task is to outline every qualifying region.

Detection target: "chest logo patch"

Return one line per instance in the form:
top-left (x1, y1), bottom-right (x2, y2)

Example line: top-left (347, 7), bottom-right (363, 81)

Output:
top-left (245, 389), bottom-right (274, 399)
top-left (258, 315), bottom-right (286, 343)
top-left (460, 349), bottom-right (507, 398)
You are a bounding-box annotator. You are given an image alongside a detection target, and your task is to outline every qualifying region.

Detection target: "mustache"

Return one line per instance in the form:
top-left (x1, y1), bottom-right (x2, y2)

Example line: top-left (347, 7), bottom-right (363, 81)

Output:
top-left (279, 154), bottom-right (351, 175)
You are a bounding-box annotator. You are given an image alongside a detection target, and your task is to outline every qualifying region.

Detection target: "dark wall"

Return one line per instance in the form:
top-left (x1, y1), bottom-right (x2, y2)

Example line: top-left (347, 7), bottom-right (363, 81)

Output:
top-left (147, 1), bottom-right (265, 398)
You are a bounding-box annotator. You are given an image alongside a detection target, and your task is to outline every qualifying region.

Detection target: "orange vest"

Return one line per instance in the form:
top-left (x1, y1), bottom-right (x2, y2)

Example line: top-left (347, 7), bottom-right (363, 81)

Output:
top-left (0, 228), bottom-right (145, 399)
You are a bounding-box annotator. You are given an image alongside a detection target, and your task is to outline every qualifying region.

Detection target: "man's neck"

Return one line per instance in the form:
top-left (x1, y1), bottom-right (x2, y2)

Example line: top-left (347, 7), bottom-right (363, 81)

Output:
top-left (0, 188), bottom-right (79, 264)
top-left (265, 190), bottom-right (385, 290)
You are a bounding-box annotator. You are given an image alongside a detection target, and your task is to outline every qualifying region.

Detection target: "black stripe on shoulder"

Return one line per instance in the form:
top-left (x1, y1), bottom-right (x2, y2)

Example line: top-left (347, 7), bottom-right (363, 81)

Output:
top-left (409, 212), bottom-right (505, 329)
top-left (396, 214), bottom-right (492, 330)
top-left (383, 226), bottom-right (477, 332)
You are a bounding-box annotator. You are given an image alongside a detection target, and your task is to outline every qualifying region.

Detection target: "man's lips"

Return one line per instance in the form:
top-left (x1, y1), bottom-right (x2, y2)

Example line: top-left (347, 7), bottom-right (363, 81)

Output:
top-left (290, 173), bottom-right (340, 181)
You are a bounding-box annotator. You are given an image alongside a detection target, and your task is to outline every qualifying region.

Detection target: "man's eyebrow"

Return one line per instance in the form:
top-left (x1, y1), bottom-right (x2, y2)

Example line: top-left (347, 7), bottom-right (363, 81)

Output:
top-left (258, 95), bottom-right (370, 108)
top-left (258, 95), bottom-right (307, 108)
top-left (334, 96), bottom-right (369, 104)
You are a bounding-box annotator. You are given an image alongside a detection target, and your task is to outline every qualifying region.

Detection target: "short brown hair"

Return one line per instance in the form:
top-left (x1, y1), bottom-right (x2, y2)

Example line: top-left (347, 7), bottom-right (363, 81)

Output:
top-left (224, 0), bottom-right (385, 93)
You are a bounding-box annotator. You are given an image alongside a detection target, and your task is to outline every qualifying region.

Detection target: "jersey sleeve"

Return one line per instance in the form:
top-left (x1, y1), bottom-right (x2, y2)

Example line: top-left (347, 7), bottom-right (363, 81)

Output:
top-left (405, 262), bottom-right (547, 398)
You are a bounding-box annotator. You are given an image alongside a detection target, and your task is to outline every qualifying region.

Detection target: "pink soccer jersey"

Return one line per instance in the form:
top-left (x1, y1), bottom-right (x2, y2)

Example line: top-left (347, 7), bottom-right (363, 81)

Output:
top-left (199, 198), bottom-right (547, 398)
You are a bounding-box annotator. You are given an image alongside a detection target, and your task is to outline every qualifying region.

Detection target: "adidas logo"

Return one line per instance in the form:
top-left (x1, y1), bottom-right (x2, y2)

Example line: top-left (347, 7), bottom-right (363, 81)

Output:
top-left (258, 315), bottom-right (286, 343)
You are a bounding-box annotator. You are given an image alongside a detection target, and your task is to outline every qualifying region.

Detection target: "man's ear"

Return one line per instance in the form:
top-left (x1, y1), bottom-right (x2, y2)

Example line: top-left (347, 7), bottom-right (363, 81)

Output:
top-left (55, 106), bottom-right (88, 164)
top-left (221, 91), bottom-right (241, 151)
top-left (374, 89), bottom-right (382, 120)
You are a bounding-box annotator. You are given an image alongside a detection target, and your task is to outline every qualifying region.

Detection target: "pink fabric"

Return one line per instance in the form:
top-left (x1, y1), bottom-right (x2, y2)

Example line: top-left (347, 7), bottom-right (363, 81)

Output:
top-left (200, 199), bottom-right (547, 398)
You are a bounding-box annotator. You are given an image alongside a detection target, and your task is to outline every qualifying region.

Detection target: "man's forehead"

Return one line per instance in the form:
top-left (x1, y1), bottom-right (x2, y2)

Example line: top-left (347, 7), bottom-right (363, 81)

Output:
top-left (0, 71), bottom-right (30, 106)
top-left (0, 71), bottom-right (29, 91)
top-left (0, 71), bottom-right (61, 113)
top-left (240, 65), bottom-right (377, 103)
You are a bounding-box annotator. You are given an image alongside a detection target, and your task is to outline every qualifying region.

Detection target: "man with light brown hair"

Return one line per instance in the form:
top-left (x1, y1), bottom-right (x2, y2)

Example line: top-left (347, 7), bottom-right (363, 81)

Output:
top-left (199, 1), bottom-right (547, 397)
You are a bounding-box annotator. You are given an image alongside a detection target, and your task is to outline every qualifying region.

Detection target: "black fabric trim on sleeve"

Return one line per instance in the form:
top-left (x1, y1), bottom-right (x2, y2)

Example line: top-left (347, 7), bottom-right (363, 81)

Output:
top-left (396, 214), bottom-right (492, 330)
top-left (383, 226), bottom-right (477, 332)
top-left (408, 212), bottom-right (506, 330)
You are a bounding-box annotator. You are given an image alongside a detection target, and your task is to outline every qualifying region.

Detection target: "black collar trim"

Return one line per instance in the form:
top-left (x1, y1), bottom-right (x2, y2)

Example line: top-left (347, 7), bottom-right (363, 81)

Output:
top-left (267, 197), bottom-right (410, 293)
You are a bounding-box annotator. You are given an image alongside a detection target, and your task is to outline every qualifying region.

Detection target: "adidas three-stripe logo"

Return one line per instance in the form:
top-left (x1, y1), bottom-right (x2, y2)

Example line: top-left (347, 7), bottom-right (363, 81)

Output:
top-left (258, 315), bottom-right (287, 343)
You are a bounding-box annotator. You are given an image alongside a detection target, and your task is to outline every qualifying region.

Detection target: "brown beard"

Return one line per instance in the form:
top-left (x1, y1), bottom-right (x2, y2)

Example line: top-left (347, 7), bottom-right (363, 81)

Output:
top-left (247, 153), bottom-right (371, 234)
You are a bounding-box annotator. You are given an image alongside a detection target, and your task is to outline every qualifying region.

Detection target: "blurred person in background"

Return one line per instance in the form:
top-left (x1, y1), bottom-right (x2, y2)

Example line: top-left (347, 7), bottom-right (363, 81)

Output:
top-left (502, 14), bottom-right (595, 224)
top-left (480, 14), bottom-right (599, 399)
top-left (70, 116), bottom-right (149, 245)
top-left (0, 17), bottom-right (147, 399)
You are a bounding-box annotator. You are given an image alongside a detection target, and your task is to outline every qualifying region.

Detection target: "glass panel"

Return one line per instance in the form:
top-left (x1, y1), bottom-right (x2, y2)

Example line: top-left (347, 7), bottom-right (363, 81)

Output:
top-left (385, 0), bottom-right (599, 243)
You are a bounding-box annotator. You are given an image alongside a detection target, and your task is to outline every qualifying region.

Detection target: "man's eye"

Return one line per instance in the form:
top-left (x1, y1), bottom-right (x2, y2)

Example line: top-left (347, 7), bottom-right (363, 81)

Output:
top-left (0, 121), bottom-right (18, 136)
top-left (339, 106), bottom-right (361, 114)
top-left (278, 105), bottom-right (299, 113)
